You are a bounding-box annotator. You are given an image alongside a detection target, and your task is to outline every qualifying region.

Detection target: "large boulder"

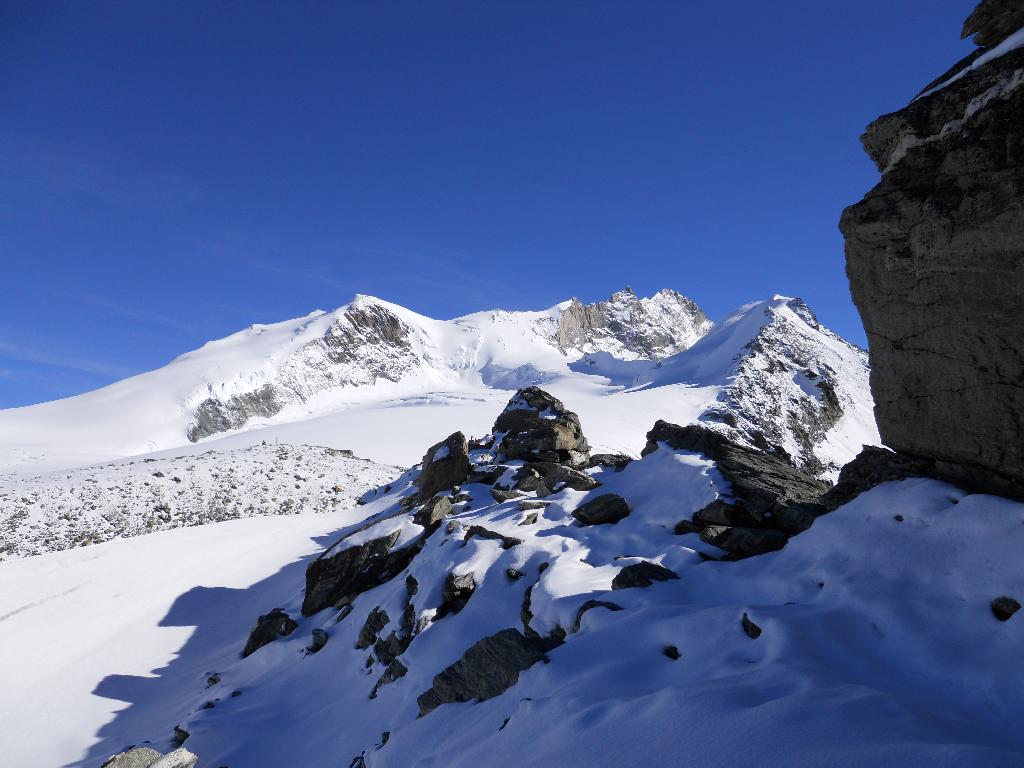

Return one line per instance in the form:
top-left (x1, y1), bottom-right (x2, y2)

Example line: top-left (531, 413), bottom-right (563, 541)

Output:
top-left (242, 608), bottom-right (298, 657)
top-left (303, 529), bottom-right (421, 616)
top-left (571, 493), bottom-right (631, 526)
top-left (839, 0), bottom-right (1024, 500)
top-left (416, 432), bottom-right (471, 500)
top-left (416, 628), bottom-right (549, 716)
top-left (492, 387), bottom-right (590, 468)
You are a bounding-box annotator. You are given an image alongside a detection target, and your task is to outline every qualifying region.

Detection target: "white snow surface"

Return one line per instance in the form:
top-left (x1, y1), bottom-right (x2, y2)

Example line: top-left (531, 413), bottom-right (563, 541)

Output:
top-left (3, 440), bottom-right (1022, 767)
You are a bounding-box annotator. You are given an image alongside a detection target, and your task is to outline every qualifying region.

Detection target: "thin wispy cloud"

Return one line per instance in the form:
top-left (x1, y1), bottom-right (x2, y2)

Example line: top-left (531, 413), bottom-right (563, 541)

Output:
top-left (75, 295), bottom-right (200, 334)
top-left (0, 341), bottom-right (136, 379)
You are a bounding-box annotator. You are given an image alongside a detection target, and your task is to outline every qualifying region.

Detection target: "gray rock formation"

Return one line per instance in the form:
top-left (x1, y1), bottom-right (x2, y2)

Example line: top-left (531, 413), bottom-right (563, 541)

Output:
top-left (416, 628), bottom-right (549, 716)
top-left (571, 493), bottom-right (631, 526)
top-left (611, 561), bottom-right (679, 590)
top-left (415, 433), bottom-right (471, 501)
top-left (242, 608), bottom-right (299, 657)
top-left (840, 0), bottom-right (1024, 499)
top-left (493, 387), bottom-right (590, 468)
top-left (556, 287), bottom-right (712, 360)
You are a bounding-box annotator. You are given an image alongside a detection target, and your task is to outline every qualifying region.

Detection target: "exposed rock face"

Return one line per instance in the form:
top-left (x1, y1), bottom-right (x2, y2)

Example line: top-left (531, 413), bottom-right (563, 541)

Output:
top-left (416, 628), bottom-right (549, 716)
top-left (242, 608), bottom-right (298, 657)
top-left (611, 561), bottom-right (679, 590)
top-left (840, 0), bottom-right (1024, 499)
top-left (188, 299), bottom-right (417, 441)
top-left (415, 433), bottom-right (471, 501)
top-left (302, 529), bottom-right (407, 616)
top-left (493, 387), bottom-right (590, 468)
top-left (571, 493), bottom-right (631, 526)
top-left (556, 287), bottom-right (712, 360)
top-left (101, 748), bottom-right (198, 768)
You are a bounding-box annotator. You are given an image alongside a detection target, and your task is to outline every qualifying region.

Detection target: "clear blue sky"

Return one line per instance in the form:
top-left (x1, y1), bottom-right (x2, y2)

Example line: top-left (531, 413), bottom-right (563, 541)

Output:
top-left (1, 1), bottom-right (975, 408)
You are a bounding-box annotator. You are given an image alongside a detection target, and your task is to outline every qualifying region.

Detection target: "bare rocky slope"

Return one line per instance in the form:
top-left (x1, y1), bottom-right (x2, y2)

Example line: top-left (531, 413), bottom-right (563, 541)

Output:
top-left (840, 0), bottom-right (1024, 499)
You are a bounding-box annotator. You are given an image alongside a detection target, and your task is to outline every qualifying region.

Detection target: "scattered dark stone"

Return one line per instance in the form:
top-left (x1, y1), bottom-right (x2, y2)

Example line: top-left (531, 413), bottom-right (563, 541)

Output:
top-left (572, 493), bottom-right (630, 526)
top-left (379, 731), bottom-right (391, 747)
top-left (692, 499), bottom-right (758, 528)
top-left (490, 487), bottom-right (525, 503)
top-left (571, 599), bottom-right (623, 633)
top-left (526, 461), bottom-right (601, 494)
top-left (894, 514), bottom-right (904, 522)
top-left (416, 432), bottom-right (472, 500)
top-left (413, 495), bottom-right (452, 528)
top-left (231, 689), bottom-right (242, 698)
top-left (173, 726), bottom-right (190, 746)
top-left (673, 519), bottom-right (700, 535)
top-left (611, 561), bottom-right (679, 590)
top-left (518, 512), bottom-right (540, 526)
top-left (438, 571), bottom-right (477, 617)
top-left (242, 608), bottom-right (299, 657)
top-left (742, 612), bottom-right (763, 639)
top-left (663, 645), bottom-right (681, 660)
top-left (467, 465), bottom-right (506, 485)
top-left (700, 526), bottom-right (788, 558)
top-left (492, 387), bottom-right (590, 468)
top-left (200, 700), bottom-right (216, 710)
top-left (518, 499), bottom-right (550, 511)
top-left (416, 628), bottom-right (551, 716)
top-left (373, 631), bottom-right (409, 666)
top-left (586, 453), bottom-right (633, 472)
top-left (992, 596), bottom-right (1021, 621)
top-left (464, 525), bottom-right (522, 549)
top-left (205, 673), bottom-right (221, 687)
top-left (506, 567), bottom-right (524, 581)
top-left (309, 628), bottom-right (329, 653)
top-left (370, 658), bottom-right (408, 698)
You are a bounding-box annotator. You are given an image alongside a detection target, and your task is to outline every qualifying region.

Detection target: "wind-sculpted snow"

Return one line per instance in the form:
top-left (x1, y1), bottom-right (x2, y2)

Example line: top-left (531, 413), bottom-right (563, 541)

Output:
top-left (16, 420), bottom-right (1024, 767)
top-left (0, 443), bottom-right (399, 560)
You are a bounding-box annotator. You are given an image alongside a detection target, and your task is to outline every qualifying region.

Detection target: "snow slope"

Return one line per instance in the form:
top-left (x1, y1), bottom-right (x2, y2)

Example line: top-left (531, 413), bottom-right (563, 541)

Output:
top-left (5, 437), bottom-right (1022, 767)
top-left (0, 443), bottom-right (399, 560)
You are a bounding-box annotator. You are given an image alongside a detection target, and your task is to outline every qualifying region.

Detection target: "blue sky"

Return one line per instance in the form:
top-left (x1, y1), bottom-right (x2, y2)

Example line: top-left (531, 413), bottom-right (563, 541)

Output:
top-left (1, 1), bottom-right (975, 408)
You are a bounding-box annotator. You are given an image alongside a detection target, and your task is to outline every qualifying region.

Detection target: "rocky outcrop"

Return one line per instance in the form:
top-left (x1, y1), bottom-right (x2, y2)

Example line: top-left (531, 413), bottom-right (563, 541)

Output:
top-left (416, 628), bottom-right (550, 716)
top-left (492, 387), bottom-right (590, 468)
top-left (302, 529), bottom-right (412, 616)
top-left (556, 287), bottom-right (712, 360)
top-left (242, 608), bottom-right (298, 657)
top-left (644, 420), bottom-right (831, 557)
top-left (415, 433), bottom-right (471, 501)
top-left (840, 0), bottom-right (1024, 499)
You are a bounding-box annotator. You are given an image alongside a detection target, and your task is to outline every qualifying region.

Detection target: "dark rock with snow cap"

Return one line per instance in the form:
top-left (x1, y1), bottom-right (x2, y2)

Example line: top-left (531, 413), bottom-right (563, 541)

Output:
top-left (571, 493), bottom-right (631, 526)
top-left (700, 526), bottom-right (788, 558)
top-left (438, 571), bottom-right (476, 617)
top-left (413, 495), bottom-right (452, 528)
top-left (527, 461), bottom-right (601, 494)
top-left (587, 453), bottom-right (633, 472)
top-left (356, 607), bottom-right (390, 650)
top-left (416, 432), bottom-right (471, 501)
top-left (840, 1), bottom-right (1024, 501)
top-left (416, 628), bottom-right (550, 716)
top-left (242, 608), bottom-right (299, 657)
top-left (492, 387), bottom-right (590, 468)
top-left (303, 527), bottom-right (427, 616)
top-left (611, 561), bottom-right (679, 590)
top-left (644, 421), bottom-right (828, 533)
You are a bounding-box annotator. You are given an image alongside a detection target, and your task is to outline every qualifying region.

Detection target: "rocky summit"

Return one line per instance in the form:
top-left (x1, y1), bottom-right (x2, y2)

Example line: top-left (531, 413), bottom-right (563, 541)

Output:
top-left (840, 0), bottom-right (1024, 499)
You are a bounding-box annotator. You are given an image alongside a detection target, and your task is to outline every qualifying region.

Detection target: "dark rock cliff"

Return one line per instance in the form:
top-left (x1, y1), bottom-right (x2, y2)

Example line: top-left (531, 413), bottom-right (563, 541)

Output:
top-left (839, 0), bottom-right (1024, 499)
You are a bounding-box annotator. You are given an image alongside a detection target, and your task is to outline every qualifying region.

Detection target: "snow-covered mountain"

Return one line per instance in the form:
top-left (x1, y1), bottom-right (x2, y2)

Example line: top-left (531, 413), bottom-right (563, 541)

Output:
top-left (0, 289), bottom-right (873, 485)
